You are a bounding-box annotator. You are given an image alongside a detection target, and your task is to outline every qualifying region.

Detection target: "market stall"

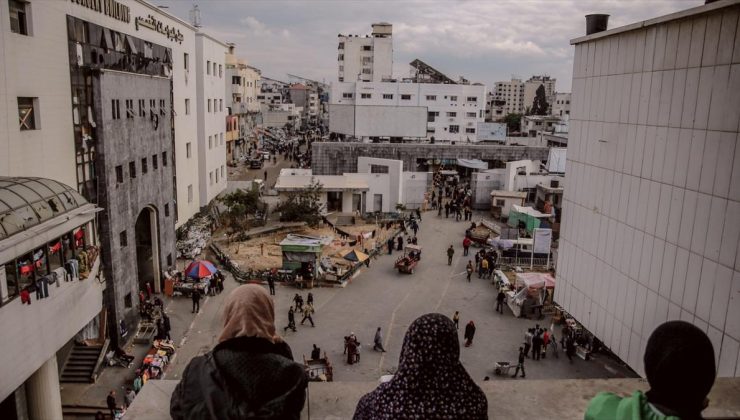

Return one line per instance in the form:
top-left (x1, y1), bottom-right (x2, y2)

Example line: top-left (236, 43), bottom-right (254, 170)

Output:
top-left (280, 234), bottom-right (333, 286)
top-left (506, 272), bottom-right (555, 318)
top-left (172, 260), bottom-right (216, 297)
top-left (507, 205), bottom-right (552, 234)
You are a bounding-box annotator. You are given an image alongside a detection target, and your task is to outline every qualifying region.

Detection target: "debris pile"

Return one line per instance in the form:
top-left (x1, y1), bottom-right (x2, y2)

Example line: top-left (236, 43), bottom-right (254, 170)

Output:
top-left (176, 214), bottom-right (212, 259)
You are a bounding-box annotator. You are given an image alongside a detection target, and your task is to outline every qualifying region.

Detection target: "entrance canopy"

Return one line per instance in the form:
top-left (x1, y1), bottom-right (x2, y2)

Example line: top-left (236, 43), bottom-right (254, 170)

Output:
top-left (456, 158), bottom-right (488, 170)
top-left (515, 272), bottom-right (556, 289)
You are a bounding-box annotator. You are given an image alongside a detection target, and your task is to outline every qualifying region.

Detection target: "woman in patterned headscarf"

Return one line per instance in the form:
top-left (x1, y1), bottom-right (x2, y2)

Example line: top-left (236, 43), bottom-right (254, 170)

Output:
top-left (352, 313), bottom-right (487, 419)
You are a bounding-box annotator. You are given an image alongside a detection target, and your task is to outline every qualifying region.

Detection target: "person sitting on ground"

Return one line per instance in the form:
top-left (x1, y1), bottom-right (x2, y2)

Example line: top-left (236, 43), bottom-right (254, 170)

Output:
top-left (171, 284), bottom-right (307, 420)
top-left (311, 344), bottom-right (321, 360)
top-left (353, 313), bottom-right (487, 419)
top-left (585, 320), bottom-right (716, 420)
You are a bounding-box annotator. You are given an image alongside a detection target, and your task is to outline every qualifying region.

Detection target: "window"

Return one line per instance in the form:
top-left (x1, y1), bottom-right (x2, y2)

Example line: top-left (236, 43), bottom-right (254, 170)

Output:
top-left (186, 142), bottom-right (192, 158)
top-left (370, 164), bottom-right (389, 174)
top-left (185, 98), bottom-right (190, 115)
top-left (215, 170), bottom-right (219, 183)
top-left (162, 151), bottom-right (167, 166)
top-left (138, 99), bottom-right (145, 117)
top-left (120, 230), bottom-right (128, 247)
top-left (466, 96), bottom-right (478, 102)
top-left (382, 94), bottom-right (393, 100)
top-left (232, 76), bottom-right (241, 85)
top-left (150, 99), bottom-right (156, 114)
top-left (208, 99), bottom-right (211, 112)
top-left (338, 42), bottom-right (344, 49)
top-left (342, 93), bottom-right (353, 99)
top-left (219, 64), bottom-right (222, 77)
top-left (129, 161), bottom-right (136, 178)
top-left (338, 53), bottom-right (344, 61)
top-left (164, 203), bottom-right (170, 217)
top-left (362, 45), bottom-right (372, 51)
top-left (141, 157), bottom-right (148, 174)
top-left (361, 93), bottom-right (371, 99)
top-left (219, 99), bottom-right (223, 112)
top-left (427, 127), bottom-right (435, 133)
top-left (9, 0), bottom-right (29, 35)
top-left (125, 99), bottom-right (134, 118)
top-left (209, 171), bottom-right (214, 185)
top-left (426, 95), bottom-right (436, 101)
top-left (496, 199), bottom-right (506, 207)
top-left (167, 254), bottom-right (173, 266)
top-left (17, 97), bottom-right (37, 130)
top-left (220, 133), bottom-right (224, 145)
top-left (184, 52), bottom-right (189, 71)
top-left (338, 77), bottom-right (344, 82)
top-left (115, 165), bottom-right (123, 183)
top-left (152, 154), bottom-right (158, 170)
top-left (466, 128), bottom-right (476, 133)
top-left (213, 62), bottom-right (217, 76)
top-left (362, 68), bottom-right (371, 74)
top-left (111, 99), bottom-right (120, 120)
top-left (124, 293), bottom-right (132, 308)
top-left (447, 112), bottom-right (457, 117)
top-left (450, 96), bottom-right (458, 101)
top-left (466, 112), bottom-right (476, 118)
top-left (449, 125), bottom-right (459, 133)
top-left (159, 99), bottom-right (166, 116)
top-left (427, 111), bottom-right (438, 122)
top-left (401, 94), bottom-right (411, 100)
top-left (187, 185), bottom-right (193, 202)
top-left (206, 60), bottom-right (211, 75)
top-left (208, 135), bottom-right (212, 149)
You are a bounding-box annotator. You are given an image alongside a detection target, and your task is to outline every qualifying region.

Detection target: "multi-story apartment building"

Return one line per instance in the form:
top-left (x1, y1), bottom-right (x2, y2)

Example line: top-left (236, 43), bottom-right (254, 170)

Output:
top-left (337, 23), bottom-right (393, 82)
top-left (195, 32), bottom-right (228, 207)
top-left (552, 92), bottom-right (572, 117)
top-left (330, 81), bottom-right (486, 142)
top-left (556, 0), bottom-right (740, 377)
top-left (0, 0), bottom-right (200, 416)
top-left (225, 45), bottom-right (261, 163)
top-left (493, 75), bottom-right (557, 115)
top-left (289, 83), bottom-right (320, 126)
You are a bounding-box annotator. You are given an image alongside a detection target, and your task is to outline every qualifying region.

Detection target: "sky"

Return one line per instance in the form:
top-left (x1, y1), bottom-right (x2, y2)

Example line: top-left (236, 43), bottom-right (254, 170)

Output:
top-left (156, 0), bottom-right (697, 92)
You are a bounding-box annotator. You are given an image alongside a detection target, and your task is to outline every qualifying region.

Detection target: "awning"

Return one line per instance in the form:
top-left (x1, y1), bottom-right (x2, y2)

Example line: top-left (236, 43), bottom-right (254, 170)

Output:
top-left (456, 159), bottom-right (488, 170)
top-left (339, 249), bottom-right (369, 263)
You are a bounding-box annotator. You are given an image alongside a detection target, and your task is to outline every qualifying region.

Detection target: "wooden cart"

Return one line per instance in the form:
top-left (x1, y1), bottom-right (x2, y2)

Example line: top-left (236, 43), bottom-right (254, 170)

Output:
top-left (394, 244), bottom-right (422, 274)
top-left (303, 353), bottom-right (333, 382)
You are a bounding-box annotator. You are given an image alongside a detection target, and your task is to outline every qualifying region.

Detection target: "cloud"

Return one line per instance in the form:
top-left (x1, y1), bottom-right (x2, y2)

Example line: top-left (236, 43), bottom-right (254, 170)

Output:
top-left (157, 0), bottom-right (692, 91)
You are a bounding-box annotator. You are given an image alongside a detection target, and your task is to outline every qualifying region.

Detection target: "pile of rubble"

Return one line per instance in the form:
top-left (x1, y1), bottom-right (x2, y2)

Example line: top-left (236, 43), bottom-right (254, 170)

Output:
top-left (176, 214), bottom-right (213, 260)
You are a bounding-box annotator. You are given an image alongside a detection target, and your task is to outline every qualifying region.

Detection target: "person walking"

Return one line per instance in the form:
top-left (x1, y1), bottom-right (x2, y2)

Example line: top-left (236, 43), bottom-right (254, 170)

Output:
top-left (566, 336), bottom-right (576, 363)
top-left (307, 292), bottom-right (314, 307)
top-left (462, 237), bottom-right (471, 256)
top-left (161, 313), bottom-right (172, 340)
top-left (300, 303), bottom-right (315, 327)
top-left (373, 327), bottom-right (387, 352)
top-left (191, 289), bottom-right (201, 314)
top-left (532, 332), bottom-right (543, 361)
top-left (479, 257), bottom-right (488, 278)
top-left (283, 307), bottom-right (297, 332)
top-left (447, 245), bottom-right (455, 266)
top-left (106, 390), bottom-right (118, 419)
top-left (263, 170), bottom-right (267, 181)
top-left (496, 290), bottom-right (506, 314)
top-left (293, 294), bottom-right (303, 311)
top-left (267, 275), bottom-right (275, 295)
top-left (387, 237), bottom-right (394, 255)
top-left (511, 347), bottom-right (526, 378)
top-left (523, 329), bottom-right (533, 358)
top-left (452, 311), bottom-right (460, 330)
top-left (463, 321), bottom-right (476, 347)
top-left (466, 260), bottom-right (474, 282)
top-left (415, 208), bottom-right (422, 222)
top-left (445, 202), bottom-right (450, 218)
top-left (124, 387), bottom-right (136, 409)
top-left (397, 236), bottom-right (404, 251)
top-left (542, 328), bottom-right (550, 359)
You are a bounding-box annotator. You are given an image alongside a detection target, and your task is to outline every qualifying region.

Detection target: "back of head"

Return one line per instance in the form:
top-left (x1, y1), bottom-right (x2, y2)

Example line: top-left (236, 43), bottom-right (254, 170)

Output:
top-left (644, 321), bottom-right (715, 418)
top-left (399, 313), bottom-right (460, 371)
top-left (219, 284), bottom-right (279, 344)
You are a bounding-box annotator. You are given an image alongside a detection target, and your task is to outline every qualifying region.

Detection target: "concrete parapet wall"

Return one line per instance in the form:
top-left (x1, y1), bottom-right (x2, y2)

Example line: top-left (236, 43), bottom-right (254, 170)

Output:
top-left (312, 142), bottom-right (550, 175)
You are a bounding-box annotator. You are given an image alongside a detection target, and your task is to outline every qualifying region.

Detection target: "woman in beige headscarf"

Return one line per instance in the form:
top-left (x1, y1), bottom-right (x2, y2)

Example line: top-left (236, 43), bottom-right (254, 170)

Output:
top-left (171, 284), bottom-right (307, 420)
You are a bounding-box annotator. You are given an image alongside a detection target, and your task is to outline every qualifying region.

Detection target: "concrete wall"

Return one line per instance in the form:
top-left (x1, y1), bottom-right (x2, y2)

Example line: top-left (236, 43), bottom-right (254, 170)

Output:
top-left (312, 142), bottom-right (549, 176)
top-left (556, 1), bottom-right (740, 377)
top-left (402, 172), bottom-right (431, 209)
top-left (357, 157), bottom-right (403, 209)
top-left (94, 71), bottom-right (177, 341)
top-left (470, 169), bottom-right (505, 209)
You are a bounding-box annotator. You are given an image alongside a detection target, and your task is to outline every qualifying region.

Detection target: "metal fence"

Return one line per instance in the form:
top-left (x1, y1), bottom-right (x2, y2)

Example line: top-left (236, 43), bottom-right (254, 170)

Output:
top-left (499, 256), bottom-right (550, 268)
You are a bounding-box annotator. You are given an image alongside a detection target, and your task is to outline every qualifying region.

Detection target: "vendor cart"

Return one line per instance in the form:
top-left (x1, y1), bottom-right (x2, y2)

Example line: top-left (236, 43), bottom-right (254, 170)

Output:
top-left (394, 244), bottom-right (422, 274)
top-left (494, 361), bottom-right (514, 376)
top-left (303, 353), bottom-right (333, 382)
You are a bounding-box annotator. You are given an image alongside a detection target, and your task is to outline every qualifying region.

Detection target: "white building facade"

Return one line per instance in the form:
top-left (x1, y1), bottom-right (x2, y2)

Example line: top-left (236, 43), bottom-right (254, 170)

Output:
top-left (337, 23), bottom-right (393, 82)
top-left (330, 81), bottom-right (486, 142)
top-left (195, 32), bottom-right (228, 207)
top-left (493, 75), bottom-right (557, 115)
top-left (552, 92), bottom-right (572, 117)
top-left (556, 0), bottom-right (740, 377)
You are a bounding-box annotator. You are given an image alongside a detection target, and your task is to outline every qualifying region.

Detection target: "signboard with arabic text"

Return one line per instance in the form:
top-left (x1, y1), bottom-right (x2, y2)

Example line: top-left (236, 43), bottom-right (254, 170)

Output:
top-left (135, 14), bottom-right (184, 44)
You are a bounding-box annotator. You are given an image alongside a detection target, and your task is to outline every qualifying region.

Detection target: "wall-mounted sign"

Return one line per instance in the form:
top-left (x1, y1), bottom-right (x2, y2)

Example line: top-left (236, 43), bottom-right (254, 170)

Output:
top-left (135, 14), bottom-right (184, 44)
top-left (71, 0), bottom-right (130, 23)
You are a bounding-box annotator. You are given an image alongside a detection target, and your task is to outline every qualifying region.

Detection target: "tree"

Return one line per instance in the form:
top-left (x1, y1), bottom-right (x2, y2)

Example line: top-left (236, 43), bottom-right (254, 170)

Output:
top-left (531, 84), bottom-right (549, 116)
top-left (218, 188), bottom-right (264, 230)
top-left (503, 113), bottom-right (523, 133)
top-left (274, 178), bottom-right (323, 227)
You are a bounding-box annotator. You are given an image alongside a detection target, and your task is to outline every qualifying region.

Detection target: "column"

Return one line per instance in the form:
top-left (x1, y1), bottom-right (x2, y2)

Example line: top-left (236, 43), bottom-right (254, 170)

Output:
top-left (25, 356), bottom-right (63, 420)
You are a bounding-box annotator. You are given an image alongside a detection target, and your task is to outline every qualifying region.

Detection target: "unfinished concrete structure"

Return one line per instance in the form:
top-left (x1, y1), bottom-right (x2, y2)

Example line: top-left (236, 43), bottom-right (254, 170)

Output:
top-left (311, 142), bottom-right (550, 175)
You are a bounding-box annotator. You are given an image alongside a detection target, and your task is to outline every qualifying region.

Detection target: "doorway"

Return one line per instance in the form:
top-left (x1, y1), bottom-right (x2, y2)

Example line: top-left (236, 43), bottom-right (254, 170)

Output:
top-left (135, 207), bottom-right (161, 294)
top-left (373, 194), bottom-right (383, 212)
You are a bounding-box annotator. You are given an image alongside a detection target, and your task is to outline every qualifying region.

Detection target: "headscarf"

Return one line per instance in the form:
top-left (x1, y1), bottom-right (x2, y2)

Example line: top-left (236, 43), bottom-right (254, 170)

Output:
top-left (353, 313), bottom-right (487, 419)
top-left (644, 321), bottom-right (715, 419)
top-left (218, 284), bottom-right (281, 344)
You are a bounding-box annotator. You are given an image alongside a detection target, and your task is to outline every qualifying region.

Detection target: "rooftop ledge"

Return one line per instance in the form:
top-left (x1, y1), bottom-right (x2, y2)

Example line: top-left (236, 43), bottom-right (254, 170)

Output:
top-left (126, 378), bottom-right (740, 419)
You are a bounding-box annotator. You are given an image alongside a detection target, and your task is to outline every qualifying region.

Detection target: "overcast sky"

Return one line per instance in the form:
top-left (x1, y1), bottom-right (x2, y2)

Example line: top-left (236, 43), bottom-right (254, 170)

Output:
top-left (157, 0), bottom-right (697, 91)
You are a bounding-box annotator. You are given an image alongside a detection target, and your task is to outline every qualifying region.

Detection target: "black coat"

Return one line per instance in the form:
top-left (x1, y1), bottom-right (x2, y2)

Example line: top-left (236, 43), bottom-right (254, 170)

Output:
top-left (170, 336), bottom-right (307, 420)
top-left (464, 323), bottom-right (476, 340)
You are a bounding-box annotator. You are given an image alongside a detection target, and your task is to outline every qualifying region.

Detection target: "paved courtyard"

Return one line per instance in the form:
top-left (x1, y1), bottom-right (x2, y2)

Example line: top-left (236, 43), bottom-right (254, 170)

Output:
top-left (163, 209), bottom-right (637, 383)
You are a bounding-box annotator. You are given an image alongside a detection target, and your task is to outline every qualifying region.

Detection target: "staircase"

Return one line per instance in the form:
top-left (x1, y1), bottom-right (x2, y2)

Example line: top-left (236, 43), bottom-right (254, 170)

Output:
top-left (60, 344), bottom-right (103, 383)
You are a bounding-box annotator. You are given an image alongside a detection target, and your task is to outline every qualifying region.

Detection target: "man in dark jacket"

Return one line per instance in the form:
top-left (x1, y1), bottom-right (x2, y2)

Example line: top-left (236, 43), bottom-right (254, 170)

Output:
top-left (532, 332), bottom-right (543, 361)
top-left (284, 307), bottom-right (297, 332)
top-left (106, 390), bottom-right (117, 419)
top-left (511, 347), bottom-right (526, 378)
top-left (496, 290), bottom-right (506, 314)
top-left (191, 289), bottom-right (201, 313)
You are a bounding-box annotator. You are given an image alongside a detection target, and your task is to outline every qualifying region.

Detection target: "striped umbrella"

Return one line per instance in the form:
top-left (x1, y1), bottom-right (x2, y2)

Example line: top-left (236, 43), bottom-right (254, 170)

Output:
top-left (184, 260), bottom-right (218, 279)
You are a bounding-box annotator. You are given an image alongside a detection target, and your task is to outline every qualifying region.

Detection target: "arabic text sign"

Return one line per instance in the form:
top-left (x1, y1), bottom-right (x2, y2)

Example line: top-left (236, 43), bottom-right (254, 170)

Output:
top-left (135, 14), bottom-right (184, 44)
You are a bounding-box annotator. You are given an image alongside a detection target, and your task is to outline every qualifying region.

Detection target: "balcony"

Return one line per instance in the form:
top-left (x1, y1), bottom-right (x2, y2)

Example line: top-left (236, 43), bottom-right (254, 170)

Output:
top-left (127, 378), bottom-right (740, 419)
